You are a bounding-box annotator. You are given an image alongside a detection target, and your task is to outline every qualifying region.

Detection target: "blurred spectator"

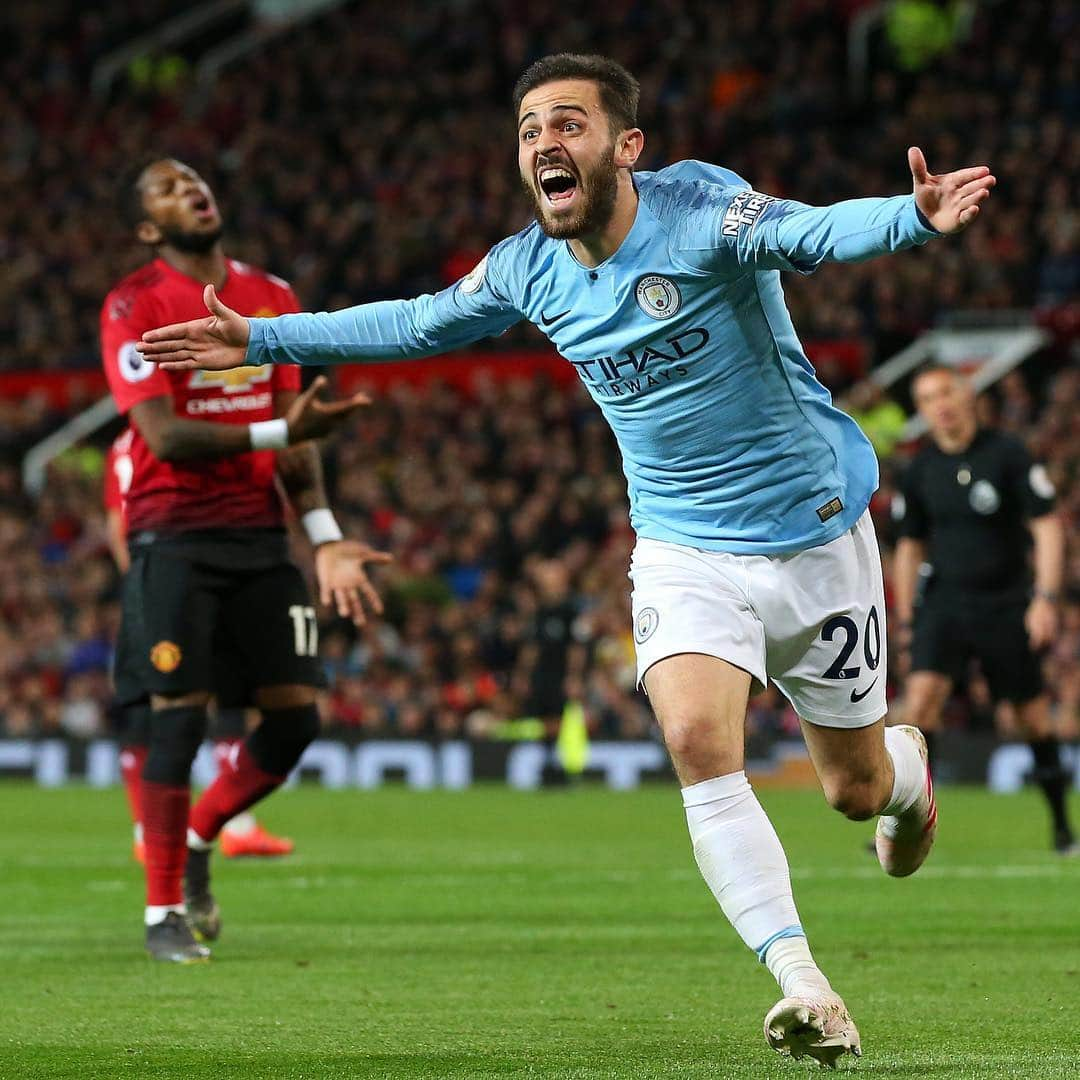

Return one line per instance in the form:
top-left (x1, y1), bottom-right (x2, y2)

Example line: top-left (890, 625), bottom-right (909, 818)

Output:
top-left (885, 1), bottom-right (972, 72)
top-left (1, 1), bottom-right (1078, 372)
top-left (3, 0), bottom-right (1080, 743)
top-left (3, 360), bottom-right (1080, 741)
top-left (844, 381), bottom-right (908, 459)
top-left (8, 356), bottom-right (1080, 743)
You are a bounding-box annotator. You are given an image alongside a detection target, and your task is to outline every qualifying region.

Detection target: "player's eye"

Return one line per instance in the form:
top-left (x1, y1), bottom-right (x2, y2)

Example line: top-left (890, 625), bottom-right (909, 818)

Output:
top-left (562, 122), bottom-right (580, 133)
top-left (521, 129), bottom-right (538, 142)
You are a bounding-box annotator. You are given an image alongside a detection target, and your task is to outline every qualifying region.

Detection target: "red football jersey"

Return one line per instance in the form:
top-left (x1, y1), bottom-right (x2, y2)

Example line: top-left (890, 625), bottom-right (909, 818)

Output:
top-left (100, 257), bottom-right (302, 533)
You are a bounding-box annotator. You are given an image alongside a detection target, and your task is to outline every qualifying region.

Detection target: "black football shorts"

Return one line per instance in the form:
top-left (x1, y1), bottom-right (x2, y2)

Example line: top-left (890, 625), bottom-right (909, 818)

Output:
top-left (116, 529), bottom-right (324, 703)
top-left (910, 589), bottom-right (1043, 704)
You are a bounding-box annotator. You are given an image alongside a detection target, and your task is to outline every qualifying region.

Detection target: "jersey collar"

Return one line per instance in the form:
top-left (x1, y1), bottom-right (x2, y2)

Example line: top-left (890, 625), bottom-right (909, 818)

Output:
top-left (153, 255), bottom-right (232, 292)
top-left (561, 184), bottom-right (654, 278)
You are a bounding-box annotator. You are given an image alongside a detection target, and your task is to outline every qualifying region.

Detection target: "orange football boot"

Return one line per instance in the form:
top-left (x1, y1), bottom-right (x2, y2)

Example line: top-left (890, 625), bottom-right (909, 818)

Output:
top-left (219, 823), bottom-right (294, 858)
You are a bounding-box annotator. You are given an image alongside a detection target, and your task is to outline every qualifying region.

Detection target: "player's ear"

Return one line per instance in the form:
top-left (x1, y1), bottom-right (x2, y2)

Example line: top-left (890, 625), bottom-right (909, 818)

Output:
top-left (614, 128), bottom-right (644, 170)
top-left (136, 220), bottom-right (162, 246)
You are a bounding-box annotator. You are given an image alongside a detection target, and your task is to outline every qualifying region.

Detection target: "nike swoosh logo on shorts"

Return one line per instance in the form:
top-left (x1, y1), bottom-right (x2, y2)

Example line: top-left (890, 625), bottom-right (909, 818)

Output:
top-left (538, 309), bottom-right (570, 327)
top-left (850, 677), bottom-right (878, 704)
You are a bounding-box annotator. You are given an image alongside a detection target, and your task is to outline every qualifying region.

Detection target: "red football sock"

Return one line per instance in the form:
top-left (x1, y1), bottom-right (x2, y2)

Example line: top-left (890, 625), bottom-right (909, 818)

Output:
top-left (119, 744), bottom-right (148, 827)
top-left (142, 780), bottom-right (190, 906)
top-left (190, 741), bottom-right (283, 844)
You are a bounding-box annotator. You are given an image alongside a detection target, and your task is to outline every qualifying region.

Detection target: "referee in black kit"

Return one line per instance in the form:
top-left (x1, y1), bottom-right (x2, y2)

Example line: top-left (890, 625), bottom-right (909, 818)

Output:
top-left (893, 364), bottom-right (1077, 854)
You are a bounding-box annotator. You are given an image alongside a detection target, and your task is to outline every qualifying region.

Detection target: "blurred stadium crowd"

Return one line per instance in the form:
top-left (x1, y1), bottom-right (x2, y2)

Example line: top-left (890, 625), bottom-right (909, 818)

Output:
top-left (0, 0), bottom-right (1078, 740)
top-left (5, 363), bottom-right (1080, 743)
top-left (3, 0), bottom-right (1077, 371)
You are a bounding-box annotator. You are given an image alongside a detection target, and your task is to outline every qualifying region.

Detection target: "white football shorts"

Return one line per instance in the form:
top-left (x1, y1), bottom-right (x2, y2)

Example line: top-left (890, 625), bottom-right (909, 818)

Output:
top-left (628, 510), bottom-right (888, 729)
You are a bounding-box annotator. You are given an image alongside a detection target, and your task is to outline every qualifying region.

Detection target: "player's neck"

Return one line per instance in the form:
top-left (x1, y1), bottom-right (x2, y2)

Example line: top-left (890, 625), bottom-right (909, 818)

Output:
top-left (934, 421), bottom-right (977, 454)
top-left (567, 178), bottom-right (639, 268)
top-left (158, 246), bottom-right (229, 290)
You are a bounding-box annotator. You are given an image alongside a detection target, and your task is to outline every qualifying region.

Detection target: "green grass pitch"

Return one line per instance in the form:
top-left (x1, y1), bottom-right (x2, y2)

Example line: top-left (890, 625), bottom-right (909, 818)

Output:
top-left (1, 782), bottom-right (1078, 1078)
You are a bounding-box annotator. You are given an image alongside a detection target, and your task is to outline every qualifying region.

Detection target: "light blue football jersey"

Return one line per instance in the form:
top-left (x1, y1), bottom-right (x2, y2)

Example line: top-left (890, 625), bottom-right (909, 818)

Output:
top-left (247, 160), bottom-right (939, 554)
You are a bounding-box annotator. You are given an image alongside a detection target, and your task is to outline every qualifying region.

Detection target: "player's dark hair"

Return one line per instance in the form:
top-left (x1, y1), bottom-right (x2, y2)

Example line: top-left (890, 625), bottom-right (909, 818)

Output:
top-left (118, 154), bottom-right (166, 231)
top-left (512, 53), bottom-right (640, 135)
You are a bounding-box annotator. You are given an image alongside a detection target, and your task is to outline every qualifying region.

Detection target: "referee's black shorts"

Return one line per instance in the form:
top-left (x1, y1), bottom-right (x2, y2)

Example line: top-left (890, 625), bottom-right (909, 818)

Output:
top-left (910, 587), bottom-right (1044, 704)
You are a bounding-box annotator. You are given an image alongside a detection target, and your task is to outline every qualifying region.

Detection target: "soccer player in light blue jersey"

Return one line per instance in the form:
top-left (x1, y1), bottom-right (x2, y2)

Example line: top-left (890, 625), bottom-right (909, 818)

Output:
top-left (140, 53), bottom-right (995, 1066)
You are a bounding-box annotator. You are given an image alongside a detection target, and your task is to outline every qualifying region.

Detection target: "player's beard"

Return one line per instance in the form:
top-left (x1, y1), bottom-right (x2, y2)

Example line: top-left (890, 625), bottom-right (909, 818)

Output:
top-left (159, 224), bottom-right (224, 254)
top-left (525, 146), bottom-right (619, 240)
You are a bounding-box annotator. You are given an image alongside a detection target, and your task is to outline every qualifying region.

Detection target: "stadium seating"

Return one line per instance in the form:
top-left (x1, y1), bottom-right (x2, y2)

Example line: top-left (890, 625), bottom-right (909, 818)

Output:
top-left (0, 0), bottom-right (1077, 741)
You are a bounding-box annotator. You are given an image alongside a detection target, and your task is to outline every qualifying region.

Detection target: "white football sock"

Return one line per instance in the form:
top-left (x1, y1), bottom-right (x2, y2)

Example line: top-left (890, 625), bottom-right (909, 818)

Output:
top-left (682, 771), bottom-right (829, 996)
top-left (763, 934), bottom-right (832, 998)
top-left (145, 903), bottom-right (185, 926)
top-left (223, 811), bottom-right (257, 835)
top-left (133, 822), bottom-right (143, 844)
top-left (881, 727), bottom-right (925, 819)
top-left (187, 827), bottom-right (214, 851)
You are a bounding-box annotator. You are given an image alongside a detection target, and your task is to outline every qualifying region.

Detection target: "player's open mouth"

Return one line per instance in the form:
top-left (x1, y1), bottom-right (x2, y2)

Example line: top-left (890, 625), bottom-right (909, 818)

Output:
top-left (538, 165), bottom-right (578, 209)
top-left (191, 195), bottom-right (216, 219)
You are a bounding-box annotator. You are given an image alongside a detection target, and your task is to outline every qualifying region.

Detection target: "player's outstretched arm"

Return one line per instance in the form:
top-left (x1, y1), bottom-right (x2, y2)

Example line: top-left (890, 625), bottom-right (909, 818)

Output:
top-left (723, 147), bottom-right (995, 273)
top-left (908, 146), bottom-right (995, 234)
top-left (138, 257), bottom-right (521, 372)
top-left (136, 284), bottom-right (249, 370)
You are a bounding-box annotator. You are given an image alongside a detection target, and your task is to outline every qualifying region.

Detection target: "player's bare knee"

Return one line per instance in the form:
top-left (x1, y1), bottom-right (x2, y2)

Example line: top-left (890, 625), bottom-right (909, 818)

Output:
top-left (1014, 695), bottom-right (1052, 738)
top-left (903, 697), bottom-right (941, 732)
top-left (659, 713), bottom-right (740, 778)
top-left (255, 684), bottom-right (318, 711)
top-left (903, 675), bottom-right (949, 731)
top-left (152, 691), bottom-right (211, 710)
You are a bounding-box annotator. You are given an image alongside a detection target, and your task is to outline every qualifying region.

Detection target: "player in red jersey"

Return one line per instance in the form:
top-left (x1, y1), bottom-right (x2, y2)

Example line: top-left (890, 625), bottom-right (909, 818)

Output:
top-left (101, 158), bottom-right (389, 962)
top-left (104, 429), bottom-right (297, 864)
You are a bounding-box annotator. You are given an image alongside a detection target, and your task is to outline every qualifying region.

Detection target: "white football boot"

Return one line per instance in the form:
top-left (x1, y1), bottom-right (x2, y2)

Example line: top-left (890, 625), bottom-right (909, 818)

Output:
top-left (764, 990), bottom-right (861, 1068)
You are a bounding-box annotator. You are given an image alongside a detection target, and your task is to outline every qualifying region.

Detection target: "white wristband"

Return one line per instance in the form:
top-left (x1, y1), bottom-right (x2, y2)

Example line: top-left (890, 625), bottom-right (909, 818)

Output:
top-left (249, 418), bottom-right (289, 451)
top-left (302, 508), bottom-right (344, 547)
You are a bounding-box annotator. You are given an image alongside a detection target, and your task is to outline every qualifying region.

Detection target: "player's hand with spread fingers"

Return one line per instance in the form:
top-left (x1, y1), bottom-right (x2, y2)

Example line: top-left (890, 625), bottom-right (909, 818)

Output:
top-left (314, 540), bottom-right (393, 627)
top-left (285, 375), bottom-right (371, 442)
top-left (909, 146), bottom-right (996, 234)
top-left (136, 283), bottom-right (251, 371)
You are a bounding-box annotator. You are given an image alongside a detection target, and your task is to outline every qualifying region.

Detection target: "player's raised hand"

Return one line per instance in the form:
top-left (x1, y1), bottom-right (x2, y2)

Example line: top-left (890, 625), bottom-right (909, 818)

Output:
top-left (285, 375), bottom-right (371, 442)
top-left (314, 539), bottom-right (393, 626)
top-left (909, 146), bottom-right (996, 235)
top-left (136, 283), bottom-right (250, 371)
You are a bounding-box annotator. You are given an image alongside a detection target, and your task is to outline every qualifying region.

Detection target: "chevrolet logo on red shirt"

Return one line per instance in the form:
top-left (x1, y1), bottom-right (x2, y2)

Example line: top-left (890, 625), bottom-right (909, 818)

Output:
top-left (189, 365), bottom-right (273, 393)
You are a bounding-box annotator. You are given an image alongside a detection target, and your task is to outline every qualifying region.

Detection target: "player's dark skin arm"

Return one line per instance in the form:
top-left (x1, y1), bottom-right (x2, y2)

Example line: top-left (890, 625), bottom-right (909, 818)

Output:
top-left (275, 441), bottom-right (330, 512)
top-left (130, 379), bottom-right (371, 463)
top-left (273, 392), bottom-right (330, 514)
top-left (131, 394), bottom-right (251, 462)
top-left (273, 390), bottom-right (392, 625)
